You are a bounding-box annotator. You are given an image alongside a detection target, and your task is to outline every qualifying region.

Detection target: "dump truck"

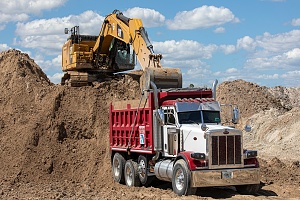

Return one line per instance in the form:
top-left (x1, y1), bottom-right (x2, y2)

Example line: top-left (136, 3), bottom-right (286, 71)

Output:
top-left (110, 80), bottom-right (260, 196)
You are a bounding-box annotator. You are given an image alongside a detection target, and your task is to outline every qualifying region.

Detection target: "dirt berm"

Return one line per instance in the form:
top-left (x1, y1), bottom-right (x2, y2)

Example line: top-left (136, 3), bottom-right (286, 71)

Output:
top-left (0, 49), bottom-right (299, 199)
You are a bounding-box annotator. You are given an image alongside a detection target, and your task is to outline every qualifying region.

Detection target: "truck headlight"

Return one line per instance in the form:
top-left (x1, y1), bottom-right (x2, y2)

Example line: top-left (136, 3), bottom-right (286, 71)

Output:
top-left (244, 150), bottom-right (257, 159)
top-left (190, 153), bottom-right (206, 160)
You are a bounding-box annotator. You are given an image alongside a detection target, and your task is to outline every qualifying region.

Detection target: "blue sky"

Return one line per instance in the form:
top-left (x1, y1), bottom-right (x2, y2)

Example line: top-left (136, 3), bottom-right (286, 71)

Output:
top-left (1, 0), bottom-right (300, 87)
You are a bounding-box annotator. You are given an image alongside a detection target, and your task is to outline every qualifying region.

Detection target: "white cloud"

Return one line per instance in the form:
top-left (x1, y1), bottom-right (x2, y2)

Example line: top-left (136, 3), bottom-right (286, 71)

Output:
top-left (245, 48), bottom-right (300, 70)
top-left (153, 40), bottom-right (218, 61)
top-left (280, 70), bottom-right (300, 86)
top-left (185, 68), bottom-right (212, 79)
top-left (15, 11), bottom-right (104, 55)
top-left (0, 13), bottom-right (29, 25)
top-left (151, 39), bottom-right (220, 86)
top-left (285, 48), bottom-right (300, 59)
top-left (237, 36), bottom-right (256, 51)
top-left (226, 68), bottom-right (238, 73)
top-left (234, 30), bottom-right (300, 72)
top-left (256, 30), bottom-right (300, 53)
top-left (166, 6), bottom-right (239, 30)
top-left (235, 30), bottom-right (300, 56)
top-left (0, 44), bottom-right (10, 51)
top-left (123, 7), bottom-right (165, 28)
top-left (48, 73), bottom-right (64, 84)
top-left (0, 0), bottom-right (67, 27)
top-left (257, 74), bottom-right (279, 79)
top-left (214, 27), bottom-right (225, 33)
top-left (291, 18), bottom-right (300, 26)
top-left (0, 0), bottom-right (67, 15)
top-left (281, 70), bottom-right (300, 78)
top-left (220, 45), bottom-right (236, 54)
top-left (163, 59), bottom-right (206, 69)
top-left (220, 76), bottom-right (241, 82)
top-left (33, 54), bottom-right (61, 72)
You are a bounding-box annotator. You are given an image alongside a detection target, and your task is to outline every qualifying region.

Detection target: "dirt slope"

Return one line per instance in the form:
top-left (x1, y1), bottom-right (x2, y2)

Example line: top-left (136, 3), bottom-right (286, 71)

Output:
top-left (0, 49), bottom-right (300, 199)
top-left (216, 79), bottom-right (288, 118)
top-left (0, 49), bottom-right (141, 190)
top-left (268, 86), bottom-right (300, 109)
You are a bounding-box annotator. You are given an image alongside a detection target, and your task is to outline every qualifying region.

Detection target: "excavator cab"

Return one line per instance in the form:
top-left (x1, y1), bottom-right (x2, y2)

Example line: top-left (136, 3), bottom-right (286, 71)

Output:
top-left (108, 38), bottom-right (135, 71)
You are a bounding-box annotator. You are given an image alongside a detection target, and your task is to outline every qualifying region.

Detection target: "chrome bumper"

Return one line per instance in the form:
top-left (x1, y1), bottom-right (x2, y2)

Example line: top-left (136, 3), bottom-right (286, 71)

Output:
top-left (190, 168), bottom-right (260, 187)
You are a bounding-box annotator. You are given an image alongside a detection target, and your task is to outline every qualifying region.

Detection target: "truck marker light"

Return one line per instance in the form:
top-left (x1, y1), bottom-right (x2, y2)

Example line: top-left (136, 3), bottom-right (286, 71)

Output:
top-left (193, 137), bottom-right (197, 140)
top-left (223, 129), bottom-right (229, 134)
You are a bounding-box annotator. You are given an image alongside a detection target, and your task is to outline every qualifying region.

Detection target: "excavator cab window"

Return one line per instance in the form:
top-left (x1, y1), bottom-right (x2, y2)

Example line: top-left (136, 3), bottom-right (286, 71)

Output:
top-left (110, 38), bottom-right (135, 69)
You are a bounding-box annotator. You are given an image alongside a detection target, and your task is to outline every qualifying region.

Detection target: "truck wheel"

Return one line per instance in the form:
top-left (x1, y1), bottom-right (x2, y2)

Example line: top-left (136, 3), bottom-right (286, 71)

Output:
top-left (236, 184), bottom-right (260, 195)
top-left (172, 159), bottom-right (197, 196)
top-left (138, 155), bottom-right (153, 186)
top-left (112, 153), bottom-right (125, 183)
top-left (124, 160), bottom-right (141, 187)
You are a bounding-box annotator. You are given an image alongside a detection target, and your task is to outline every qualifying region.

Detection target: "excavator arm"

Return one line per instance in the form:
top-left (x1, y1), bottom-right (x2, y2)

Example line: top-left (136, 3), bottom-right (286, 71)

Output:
top-left (93, 10), bottom-right (182, 90)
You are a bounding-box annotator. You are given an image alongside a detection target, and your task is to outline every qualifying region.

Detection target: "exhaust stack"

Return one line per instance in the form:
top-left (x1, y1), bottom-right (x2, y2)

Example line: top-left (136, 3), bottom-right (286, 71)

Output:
top-left (212, 79), bottom-right (218, 100)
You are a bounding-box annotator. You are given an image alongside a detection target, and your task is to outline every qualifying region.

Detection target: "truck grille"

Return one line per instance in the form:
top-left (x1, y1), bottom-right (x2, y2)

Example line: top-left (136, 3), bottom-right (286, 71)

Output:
top-left (211, 135), bottom-right (242, 167)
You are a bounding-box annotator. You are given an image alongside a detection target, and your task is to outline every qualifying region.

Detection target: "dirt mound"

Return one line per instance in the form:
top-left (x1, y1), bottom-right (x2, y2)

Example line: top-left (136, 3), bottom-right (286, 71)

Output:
top-left (0, 49), bottom-right (51, 87)
top-left (1, 49), bottom-right (300, 199)
top-left (216, 79), bottom-right (287, 118)
top-left (268, 86), bottom-right (300, 109)
top-left (0, 49), bottom-right (141, 187)
top-left (216, 79), bottom-right (300, 161)
top-left (243, 107), bottom-right (300, 160)
top-left (260, 157), bottom-right (300, 187)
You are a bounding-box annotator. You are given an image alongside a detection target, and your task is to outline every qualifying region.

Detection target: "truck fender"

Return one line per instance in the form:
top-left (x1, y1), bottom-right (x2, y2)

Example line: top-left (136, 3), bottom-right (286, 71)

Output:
top-left (175, 151), bottom-right (198, 171)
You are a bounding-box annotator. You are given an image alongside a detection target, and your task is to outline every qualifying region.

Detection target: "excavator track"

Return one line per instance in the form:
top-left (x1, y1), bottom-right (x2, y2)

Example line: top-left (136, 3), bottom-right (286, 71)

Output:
top-left (61, 71), bottom-right (114, 87)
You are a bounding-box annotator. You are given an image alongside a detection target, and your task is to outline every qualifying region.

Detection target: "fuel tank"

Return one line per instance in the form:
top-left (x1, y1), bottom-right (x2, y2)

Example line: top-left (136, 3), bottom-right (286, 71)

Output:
top-left (154, 159), bottom-right (174, 182)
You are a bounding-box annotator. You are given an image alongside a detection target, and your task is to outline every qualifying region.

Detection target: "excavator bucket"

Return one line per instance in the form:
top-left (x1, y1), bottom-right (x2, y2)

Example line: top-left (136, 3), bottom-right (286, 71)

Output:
top-left (140, 68), bottom-right (182, 91)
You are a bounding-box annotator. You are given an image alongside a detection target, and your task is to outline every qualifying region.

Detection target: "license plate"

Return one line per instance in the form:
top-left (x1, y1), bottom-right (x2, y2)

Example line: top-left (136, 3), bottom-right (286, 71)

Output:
top-left (222, 171), bottom-right (233, 179)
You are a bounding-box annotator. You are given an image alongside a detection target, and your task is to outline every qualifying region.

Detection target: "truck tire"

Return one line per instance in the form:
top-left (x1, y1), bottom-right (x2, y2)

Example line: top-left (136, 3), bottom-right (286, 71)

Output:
top-left (138, 155), bottom-right (153, 186)
top-left (124, 160), bottom-right (141, 187)
top-left (236, 184), bottom-right (260, 195)
top-left (172, 159), bottom-right (197, 196)
top-left (112, 153), bottom-right (125, 183)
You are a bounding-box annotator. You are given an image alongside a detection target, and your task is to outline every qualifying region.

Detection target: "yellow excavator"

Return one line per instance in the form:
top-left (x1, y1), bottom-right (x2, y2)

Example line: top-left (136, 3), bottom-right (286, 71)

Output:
top-left (61, 10), bottom-right (182, 90)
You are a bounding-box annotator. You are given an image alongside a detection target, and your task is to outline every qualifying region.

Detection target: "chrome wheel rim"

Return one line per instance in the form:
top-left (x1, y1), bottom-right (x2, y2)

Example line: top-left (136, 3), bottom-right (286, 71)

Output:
top-left (125, 165), bottom-right (133, 186)
top-left (139, 159), bottom-right (146, 178)
top-left (113, 159), bottom-right (120, 177)
top-left (175, 168), bottom-right (184, 191)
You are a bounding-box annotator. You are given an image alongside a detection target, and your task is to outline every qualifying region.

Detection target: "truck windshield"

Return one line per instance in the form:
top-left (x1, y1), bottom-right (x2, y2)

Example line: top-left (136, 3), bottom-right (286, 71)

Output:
top-left (178, 111), bottom-right (221, 124)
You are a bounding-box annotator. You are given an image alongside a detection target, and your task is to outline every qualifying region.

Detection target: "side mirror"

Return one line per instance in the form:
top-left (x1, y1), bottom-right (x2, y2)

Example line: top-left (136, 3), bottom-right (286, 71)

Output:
top-left (232, 107), bottom-right (239, 124)
top-left (201, 124), bottom-right (207, 131)
top-left (64, 28), bottom-right (69, 34)
top-left (244, 124), bottom-right (252, 132)
top-left (157, 109), bottom-right (164, 125)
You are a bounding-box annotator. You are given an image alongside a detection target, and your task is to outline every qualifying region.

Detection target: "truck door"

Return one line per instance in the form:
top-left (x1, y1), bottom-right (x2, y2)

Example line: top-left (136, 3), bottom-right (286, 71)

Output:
top-left (162, 108), bottom-right (179, 157)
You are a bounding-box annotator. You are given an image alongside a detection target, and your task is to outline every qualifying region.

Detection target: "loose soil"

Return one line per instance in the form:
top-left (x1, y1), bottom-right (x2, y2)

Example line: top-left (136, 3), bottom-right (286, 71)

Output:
top-left (0, 49), bottom-right (299, 199)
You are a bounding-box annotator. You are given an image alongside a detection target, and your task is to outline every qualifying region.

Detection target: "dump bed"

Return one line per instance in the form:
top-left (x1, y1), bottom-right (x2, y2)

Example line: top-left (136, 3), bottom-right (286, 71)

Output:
top-left (109, 89), bottom-right (213, 154)
top-left (110, 97), bottom-right (155, 154)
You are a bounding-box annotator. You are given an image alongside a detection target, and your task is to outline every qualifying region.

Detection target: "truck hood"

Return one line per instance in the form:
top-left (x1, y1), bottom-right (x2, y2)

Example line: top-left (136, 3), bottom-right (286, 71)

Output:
top-left (180, 123), bottom-right (241, 134)
top-left (178, 124), bottom-right (242, 154)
